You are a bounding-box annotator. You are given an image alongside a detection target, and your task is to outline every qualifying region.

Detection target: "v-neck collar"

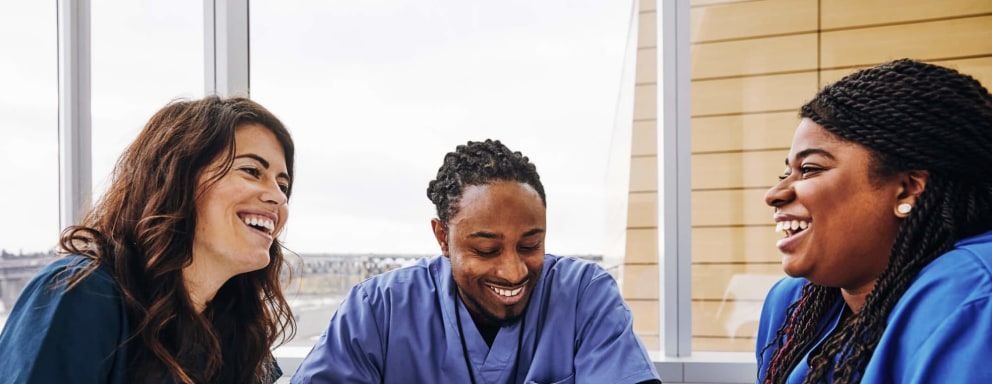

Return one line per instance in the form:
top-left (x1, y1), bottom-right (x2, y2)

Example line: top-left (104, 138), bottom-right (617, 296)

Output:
top-left (437, 257), bottom-right (527, 384)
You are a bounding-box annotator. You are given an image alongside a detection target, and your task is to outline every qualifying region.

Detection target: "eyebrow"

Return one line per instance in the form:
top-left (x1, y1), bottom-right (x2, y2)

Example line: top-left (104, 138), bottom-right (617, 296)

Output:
top-left (467, 228), bottom-right (546, 239)
top-left (235, 153), bottom-right (291, 182)
top-left (784, 148), bottom-right (836, 166)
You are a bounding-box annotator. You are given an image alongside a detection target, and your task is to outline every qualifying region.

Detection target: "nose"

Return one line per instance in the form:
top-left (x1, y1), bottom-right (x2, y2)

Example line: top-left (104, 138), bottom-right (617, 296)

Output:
top-left (493, 250), bottom-right (529, 285)
top-left (764, 178), bottom-right (793, 208)
top-left (261, 181), bottom-right (288, 206)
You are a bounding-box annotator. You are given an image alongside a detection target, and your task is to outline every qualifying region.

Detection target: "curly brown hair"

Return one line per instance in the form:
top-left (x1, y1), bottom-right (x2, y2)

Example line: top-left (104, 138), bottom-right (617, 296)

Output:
top-left (60, 96), bottom-right (297, 383)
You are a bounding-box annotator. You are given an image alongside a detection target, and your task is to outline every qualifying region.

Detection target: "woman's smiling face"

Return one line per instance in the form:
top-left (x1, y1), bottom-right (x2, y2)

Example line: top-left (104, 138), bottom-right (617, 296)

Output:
top-left (191, 123), bottom-right (291, 280)
top-left (764, 118), bottom-right (904, 292)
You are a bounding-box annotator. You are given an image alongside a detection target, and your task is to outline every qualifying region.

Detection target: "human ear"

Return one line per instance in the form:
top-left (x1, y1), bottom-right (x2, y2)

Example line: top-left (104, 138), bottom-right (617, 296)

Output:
top-left (431, 218), bottom-right (450, 257)
top-left (894, 170), bottom-right (928, 218)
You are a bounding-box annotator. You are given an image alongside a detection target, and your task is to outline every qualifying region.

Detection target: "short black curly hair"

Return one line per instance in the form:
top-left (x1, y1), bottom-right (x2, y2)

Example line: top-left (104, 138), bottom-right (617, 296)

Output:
top-left (426, 139), bottom-right (546, 226)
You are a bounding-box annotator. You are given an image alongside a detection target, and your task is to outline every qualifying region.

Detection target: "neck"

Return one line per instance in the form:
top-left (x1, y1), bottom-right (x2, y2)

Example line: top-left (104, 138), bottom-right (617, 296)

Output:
top-left (468, 311), bottom-right (500, 347)
top-left (182, 263), bottom-right (232, 314)
top-left (840, 284), bottom-right (873, 314)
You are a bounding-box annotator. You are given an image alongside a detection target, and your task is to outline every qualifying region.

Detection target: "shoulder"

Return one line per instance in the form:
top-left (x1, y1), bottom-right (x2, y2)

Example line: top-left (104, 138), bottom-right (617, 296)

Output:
top-left (763, 276), bottom-right (806, 307)
top-left (897, 230), bottom-right (992, 313)
top-left (29, 255), bottom-right (119, 298)
top-left (541, 254), bottom-right (611, 287)
top-left (350, 256), bottom-right (440, 303)
top-left (757, 277), bottom-right (806, 336)
top-left (539, 255), bottom-right (620, 311)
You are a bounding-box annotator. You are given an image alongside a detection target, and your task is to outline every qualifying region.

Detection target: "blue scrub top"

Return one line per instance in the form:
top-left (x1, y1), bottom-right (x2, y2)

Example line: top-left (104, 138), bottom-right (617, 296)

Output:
top-left (0, 256), bottom-right (130, 384)
top-left (292, 254), bottom-right (660, 384)
top-left (755, 230), bottom-right (992, 383)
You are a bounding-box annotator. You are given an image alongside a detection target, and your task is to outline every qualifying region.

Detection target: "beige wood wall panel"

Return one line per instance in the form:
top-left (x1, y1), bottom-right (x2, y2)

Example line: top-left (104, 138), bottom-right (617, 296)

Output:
top-left (622, 264), bottom-right (660, 299)
top-left (639, 11), bottom-right (657, 48)
top-left (640, 0), bottom-right (656, 13)
top-left (639, 335), bottom-right (660, 351)
top-left (627, 192), bottom-right (658, 228)
top-left (691, 34), bottom-right (818, 79)
top-left (636, 47), bottom-right (658, 84)
top-left (691, 0), bottom-right (765, 9)
top-left (821, 0), bottom-right (992, 30)
top-left (933, 57), bottom-right (992, 89)
top-left (625, 228), bottom-right (659, 264)
top-left (634, 84), bottom-right (658, 120)
top-left (691, 72), bottom-right (817, 116)
top-left (692, 336), bottom-right (755, 352)
top-left (693, 150), bottom-right (788, 190)
top-left (693, 301), bottom-right (762, 345)
top-left (819, 57), bottom-right (992, 89)
top-left (629, 298), bottom-right (659, 334)
top-left (629, 156), bottom-right (658, 192)
top-left (821, 16), bottom-right (992, 69)
top-left (693, 112), bottom-right (798, 153)
top-left (690, 0), bottom-right (817, 43)
top-left (692, 264), bottom-right (784, 300)
top-left (692, 189), bottom-right (773, 226)
top-left (693, 226), bottom-right (783, 264)
top-left (632, 120), bottom-right (657, 156)
top-left (819, 66), bottom-right (864, 87)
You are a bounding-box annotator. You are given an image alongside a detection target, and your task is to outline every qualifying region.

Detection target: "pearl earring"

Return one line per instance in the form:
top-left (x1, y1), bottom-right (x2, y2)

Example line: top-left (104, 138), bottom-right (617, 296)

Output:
top-left (897, 203), bottom-right (913, 215)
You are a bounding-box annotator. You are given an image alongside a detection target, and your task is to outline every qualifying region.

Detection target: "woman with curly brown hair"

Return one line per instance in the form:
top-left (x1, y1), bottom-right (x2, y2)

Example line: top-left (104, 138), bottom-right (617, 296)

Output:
top-left (757, 59), bottom-right (992, 383)
top-left (0, 96), bottom-right (297, 383)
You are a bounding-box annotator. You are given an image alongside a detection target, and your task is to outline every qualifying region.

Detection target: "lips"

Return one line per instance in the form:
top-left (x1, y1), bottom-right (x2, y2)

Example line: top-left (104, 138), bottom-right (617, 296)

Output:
top-left (775, 219), bottom-right (811, 251)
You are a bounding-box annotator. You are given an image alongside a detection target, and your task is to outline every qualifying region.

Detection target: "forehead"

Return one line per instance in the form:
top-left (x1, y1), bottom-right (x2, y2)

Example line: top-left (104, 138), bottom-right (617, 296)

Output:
top-left (234, 124), bottom-right (286, 161)
top-left (451, 182), bottom-right (546, 224)
top-left (788, 118), bottom-right (862, 160)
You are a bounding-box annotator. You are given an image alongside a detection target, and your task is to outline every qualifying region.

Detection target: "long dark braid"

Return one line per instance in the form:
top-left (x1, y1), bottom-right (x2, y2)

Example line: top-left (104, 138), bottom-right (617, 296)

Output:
top-left (762, 59), bottom-right (992, 383)
top-left (426, 139), bottom-right (546, 226)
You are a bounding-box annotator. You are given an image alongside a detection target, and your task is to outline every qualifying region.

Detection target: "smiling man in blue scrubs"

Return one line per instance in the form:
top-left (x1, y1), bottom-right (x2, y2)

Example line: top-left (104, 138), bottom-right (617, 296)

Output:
top-left (291, 139), bottom-right (661, 384)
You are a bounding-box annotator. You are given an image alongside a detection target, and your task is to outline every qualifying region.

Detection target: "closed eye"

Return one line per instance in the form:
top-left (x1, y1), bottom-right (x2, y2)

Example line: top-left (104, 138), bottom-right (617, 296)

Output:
top-left (518, 243), bottom-right (542, 253)
top-left (474, 248), bottom-right (499, 257)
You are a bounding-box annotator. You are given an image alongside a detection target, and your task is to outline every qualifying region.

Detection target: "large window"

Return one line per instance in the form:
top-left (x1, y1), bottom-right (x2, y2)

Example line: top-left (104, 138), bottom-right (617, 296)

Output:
top-left (0, 1), bottom-right (58, 327)
top-left (250, 0), bottom-right (637, 355)
top-left (90, 0), bottom-right (203, 195)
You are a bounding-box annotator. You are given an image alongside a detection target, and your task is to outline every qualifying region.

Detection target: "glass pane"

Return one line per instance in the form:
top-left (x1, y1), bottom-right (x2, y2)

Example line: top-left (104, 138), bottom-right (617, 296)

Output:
top-left (687, 0), bottom-right (812, 353)
top-left (0, 2), bottom-right (58, 329)
top-left (91, 0), bottom-right (204, 196)
top-left (250, 0), bottom-right (635, 358)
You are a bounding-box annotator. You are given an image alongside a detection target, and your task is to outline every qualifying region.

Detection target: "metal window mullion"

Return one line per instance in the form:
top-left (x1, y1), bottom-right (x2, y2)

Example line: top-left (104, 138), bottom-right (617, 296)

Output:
top-left (658, 0), bottom-right (692, 358)
top-left (57, 0), bottom-right (92, 229)
top-left (204, 0), bottom-right (250, 98)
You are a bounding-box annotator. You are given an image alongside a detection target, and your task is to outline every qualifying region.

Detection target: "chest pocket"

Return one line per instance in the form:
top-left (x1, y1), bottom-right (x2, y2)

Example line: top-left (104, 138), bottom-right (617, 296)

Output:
top-left (526, 373), bottom-right (575, 384)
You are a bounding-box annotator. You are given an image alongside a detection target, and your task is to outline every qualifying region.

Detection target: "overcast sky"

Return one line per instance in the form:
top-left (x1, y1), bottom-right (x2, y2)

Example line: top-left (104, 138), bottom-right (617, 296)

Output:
top-left (1, 1), bottom-right (637, 260)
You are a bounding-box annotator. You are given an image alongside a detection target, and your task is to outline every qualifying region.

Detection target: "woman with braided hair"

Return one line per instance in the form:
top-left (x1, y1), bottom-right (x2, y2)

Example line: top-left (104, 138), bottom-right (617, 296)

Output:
top-left (757, 58), bottom-right (992, 383)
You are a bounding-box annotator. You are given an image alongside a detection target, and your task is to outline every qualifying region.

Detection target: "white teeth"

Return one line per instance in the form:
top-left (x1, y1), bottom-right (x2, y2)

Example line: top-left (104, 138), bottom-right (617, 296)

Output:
top-left (242, 215), bottom-right (276, 234)
top-left (490, 286), bottom-right (523, 297)
top-left (775, 220), bottom-right (810, 234)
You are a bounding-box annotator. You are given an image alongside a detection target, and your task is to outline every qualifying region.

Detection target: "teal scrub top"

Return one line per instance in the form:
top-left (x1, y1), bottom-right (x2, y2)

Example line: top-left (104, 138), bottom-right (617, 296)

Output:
top-left (292, 254), bottom-right (661, 384)
top-left (0, 256), bottom-right (129, 384)
top-left (0, 255), bottom-right (282, 384)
